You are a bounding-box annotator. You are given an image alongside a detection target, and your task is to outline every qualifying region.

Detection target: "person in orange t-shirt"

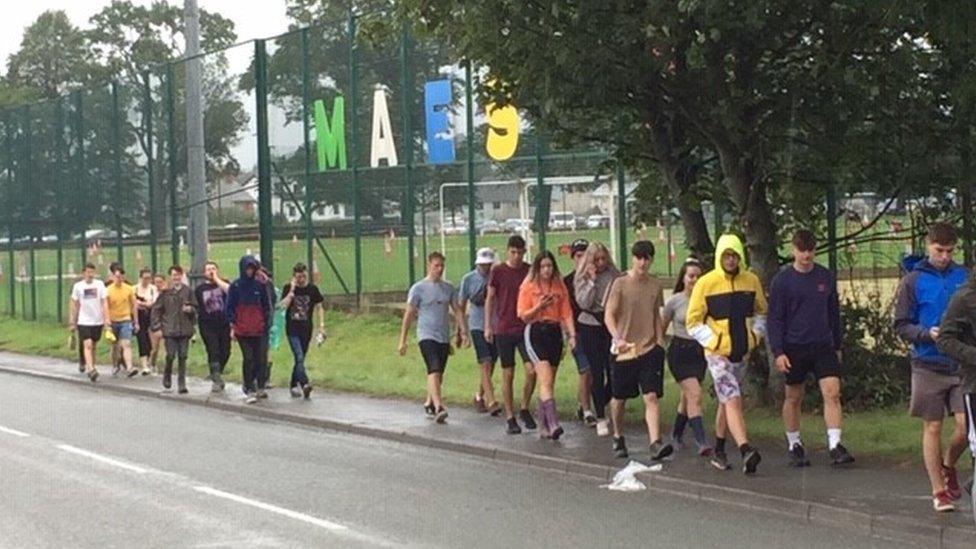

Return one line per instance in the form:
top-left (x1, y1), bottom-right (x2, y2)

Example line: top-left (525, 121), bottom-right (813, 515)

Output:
top-left (517, 250), bottom-right (577, 440)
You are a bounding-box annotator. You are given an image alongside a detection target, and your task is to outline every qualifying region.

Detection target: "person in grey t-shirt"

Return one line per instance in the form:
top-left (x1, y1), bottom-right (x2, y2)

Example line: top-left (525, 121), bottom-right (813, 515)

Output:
top-left (398, 252), bottom-right (465, 424)
top-left (458, 247), bottom-right (501, 415)
top-left (661, 258), bottom-right (712, 454)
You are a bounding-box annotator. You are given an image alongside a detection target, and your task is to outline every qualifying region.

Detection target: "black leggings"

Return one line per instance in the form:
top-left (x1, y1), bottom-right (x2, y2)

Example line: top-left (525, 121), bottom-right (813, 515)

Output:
top-left (579, 323), bottom-right (612, 419)
top-left (200, 323), bottom-right (231, 372)
top-left (136, 309), bottom-right (152, 357)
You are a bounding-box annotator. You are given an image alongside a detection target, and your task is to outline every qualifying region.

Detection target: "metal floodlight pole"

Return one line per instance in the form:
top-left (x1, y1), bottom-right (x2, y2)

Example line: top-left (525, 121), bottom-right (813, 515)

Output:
top-left (111, 81), bottom-right (124, 263)
top-left (166, 63), bottom-right (180, 267)
top-left (255, 39), bottom-right (274, 272)
top-left (464, 62), bottom-right (476, 265)
top-left (301, 27), bottom-right (315, 275)
top-left (143, 72), bottom-right (158, 274)
top-left (184, 0), bottom-right (208, 282)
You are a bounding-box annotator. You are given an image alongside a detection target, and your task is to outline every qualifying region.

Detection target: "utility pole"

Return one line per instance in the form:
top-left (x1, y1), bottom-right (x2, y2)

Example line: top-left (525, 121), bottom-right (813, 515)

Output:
top-left (184, 0), bottom-right (208, 283)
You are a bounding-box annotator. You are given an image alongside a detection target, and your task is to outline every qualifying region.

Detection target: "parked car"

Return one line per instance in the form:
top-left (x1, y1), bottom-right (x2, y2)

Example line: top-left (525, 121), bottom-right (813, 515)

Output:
top-left (549, 211), bottom-right (577, 231)
top-left (504, 218), bottom-right (533, 233)
top-left (477, 220), bottom-right (502, 234)
top-left (586, 214), bottom-right (611, 229)
top-left (441, 220), bottom-right (468, 235)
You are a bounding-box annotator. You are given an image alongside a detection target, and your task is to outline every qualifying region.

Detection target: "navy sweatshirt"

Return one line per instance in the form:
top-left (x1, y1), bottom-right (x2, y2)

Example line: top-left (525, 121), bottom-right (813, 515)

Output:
top-left (767, 264), bottom-right (841, 357)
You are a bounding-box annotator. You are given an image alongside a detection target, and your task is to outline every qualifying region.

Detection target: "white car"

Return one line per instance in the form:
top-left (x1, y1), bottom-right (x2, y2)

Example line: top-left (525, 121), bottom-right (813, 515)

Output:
top-left (477, 220), bottom-right (502, 234)
top-left (549, 212), bottom-right (577, 231)
top-left (441, 221), bottom-right (468, 235)
top-left (504, 218), bottom-right (533, 233)
top-left (586, 215), bottom-right (611, 229)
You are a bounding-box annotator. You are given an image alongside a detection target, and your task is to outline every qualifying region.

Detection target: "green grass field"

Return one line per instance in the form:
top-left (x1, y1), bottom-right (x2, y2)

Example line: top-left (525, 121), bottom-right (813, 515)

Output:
top-left (0, 311), bottom-right (957, 465)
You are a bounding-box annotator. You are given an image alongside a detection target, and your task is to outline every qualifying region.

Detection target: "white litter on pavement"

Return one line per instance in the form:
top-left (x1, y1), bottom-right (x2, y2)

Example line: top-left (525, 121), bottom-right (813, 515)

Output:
top-left (601, 460), bottom-right (663, 492)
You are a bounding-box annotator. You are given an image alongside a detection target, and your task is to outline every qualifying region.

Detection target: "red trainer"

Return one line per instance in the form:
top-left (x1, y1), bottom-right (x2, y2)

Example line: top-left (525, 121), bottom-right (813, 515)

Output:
top-left (932, 490), bottom-right (956, 512)
top-left (942, 465), bottom-right (962, 501)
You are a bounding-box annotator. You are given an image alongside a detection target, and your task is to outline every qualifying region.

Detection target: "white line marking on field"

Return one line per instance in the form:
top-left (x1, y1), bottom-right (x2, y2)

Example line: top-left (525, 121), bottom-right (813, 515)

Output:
top-left (193, 486), bottom-right (394, 546)
top-left (0, 425), bottom-right (30, 437)
top-left (56, 444), bottom-right (148, 474)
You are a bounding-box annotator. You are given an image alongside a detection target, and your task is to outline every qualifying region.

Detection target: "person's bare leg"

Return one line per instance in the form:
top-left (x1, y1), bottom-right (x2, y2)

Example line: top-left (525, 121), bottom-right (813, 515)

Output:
top-left (783, 384), bottom-right (804, 433)
top-left (502, 367), bottom-right (515, 418)
top-left (715, 403), bottom-right (727, 440)
top-left (946, 412), bottom-right (968, 467)
top-left (84, 340), bottom-right (96, 373)
top-left (520, 362), bottom-right (537, 411)
top-left (819, 377), bottom-right (842, 430)
top-left (122, 340), bottom-right (134, 371)
top-left (677, 391), bottom-right (688, 416)
top-left (611, 398), bottom-right (626, 438)
top-left (643, 393), bottom-right (661, 444)
top-left (480, 362), bottom-right (497, 404)
top-left (427, 373), bottom-right (443, 409)
top-left (536, 362), bottom-right (555, 401)
top-left (922, 420), bottom-right (946, 495)
top-left (724, 397), bottom-right (749, 446)
top-left (680, 379), bottom-right (703, 418)
top-left (578, 370), bottom-right (593, 413)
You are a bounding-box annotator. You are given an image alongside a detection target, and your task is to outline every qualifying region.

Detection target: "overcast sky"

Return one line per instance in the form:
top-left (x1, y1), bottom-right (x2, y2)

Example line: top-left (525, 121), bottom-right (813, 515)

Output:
top-left (0, 0), bottom-right (290, 75)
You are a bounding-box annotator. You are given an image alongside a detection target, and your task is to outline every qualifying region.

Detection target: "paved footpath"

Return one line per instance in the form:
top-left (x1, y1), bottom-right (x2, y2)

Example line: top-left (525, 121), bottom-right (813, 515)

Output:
top-left (0, 351), bottom-right (972, 548)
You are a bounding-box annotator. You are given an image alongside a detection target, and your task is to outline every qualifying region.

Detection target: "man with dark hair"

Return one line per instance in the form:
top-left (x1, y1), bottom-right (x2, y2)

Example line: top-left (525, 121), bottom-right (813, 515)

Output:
top-left (226, 255), bottom-right (274, 404)
top-left (894, 221), bottom-right (969, 512)
top-left (603, 241), bottom-right (672, 461)
top-left (150, 265), bottom-right (196, 394)
top-left (106, 262), bottom-right (140, 378)
top-left (485, 234), bottom-right (538, 434)
top-left (280, 262), bottom-right (326, 399)
top-left (769, 229), bottom-right (854, 468)
top-left (68, 262), bottom-right (110, 382)
top-left (398, 251), bottom-right (464, 423)
top-left (195, 260), bottom-right (231, 393)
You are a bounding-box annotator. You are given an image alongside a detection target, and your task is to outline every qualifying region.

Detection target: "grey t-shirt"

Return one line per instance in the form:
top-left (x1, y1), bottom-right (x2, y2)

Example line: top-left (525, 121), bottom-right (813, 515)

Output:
top-left (458, 269), bottom-right (489, 332)
top-left (663, 291), bottom-right (691, 339)
top-left (407, 278), bottom-right (458, 344)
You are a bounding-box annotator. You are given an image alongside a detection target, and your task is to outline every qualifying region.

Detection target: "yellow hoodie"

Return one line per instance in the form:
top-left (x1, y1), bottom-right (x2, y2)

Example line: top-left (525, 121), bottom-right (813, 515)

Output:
top-left (686, 234), bottom-right (767, 362)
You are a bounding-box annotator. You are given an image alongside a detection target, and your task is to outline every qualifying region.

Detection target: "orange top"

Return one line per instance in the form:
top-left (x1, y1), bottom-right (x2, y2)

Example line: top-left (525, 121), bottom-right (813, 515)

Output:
top-left (517, 276), bottom-right (574, 326)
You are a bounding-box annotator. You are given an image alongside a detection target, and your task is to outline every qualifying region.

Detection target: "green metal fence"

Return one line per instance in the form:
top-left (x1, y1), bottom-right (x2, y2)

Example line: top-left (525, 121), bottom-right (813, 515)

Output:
top-left (0, 15), bottom-right (951, 324)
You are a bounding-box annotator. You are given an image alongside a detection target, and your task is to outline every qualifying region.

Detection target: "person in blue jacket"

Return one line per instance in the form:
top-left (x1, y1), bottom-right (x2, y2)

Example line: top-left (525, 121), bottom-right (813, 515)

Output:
top-left (893, 221), bottom-right (970, 512)
top-left (226, 255), bottom-right (273, 404)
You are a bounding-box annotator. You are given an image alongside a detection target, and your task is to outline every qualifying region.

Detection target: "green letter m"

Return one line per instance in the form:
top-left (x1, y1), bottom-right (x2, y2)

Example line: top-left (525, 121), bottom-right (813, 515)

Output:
top-left (314, 96), bottom-right (347, 171)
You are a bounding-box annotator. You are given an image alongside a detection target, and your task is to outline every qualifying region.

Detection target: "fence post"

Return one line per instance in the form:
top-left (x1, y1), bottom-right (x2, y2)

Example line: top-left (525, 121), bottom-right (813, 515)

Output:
top-left (616, 163), bottom-right (628, 270)
top-left (111, 82), bottom-right (124, 263)
top-left (55, 98), bottom-right (66, 323)
top-left (665, 204), bottom-right (673, 277)
top-left (464, 61), bottom-right (477, 265)
top-left (301, 28), bottom-right (315, 276)
top-left (254, 39), bottom-right (274, 273)
top-left (3, 113), bottom-right (14, 316)
top-left (143, 72), bottom-right (158, 274)
top-left (348, 13), bottom-right (362, 303)
top-left (400, 26), bottom-right (416, 285)
top-left (826, 183), bottom-right (838, 274)
top-left (73, 91), bottom-right (87, 277)
top-left (535, 135), bottom-right (547, 253)
top-left (166, 63), bottom-right (180, 267)
top-left (22, 105), bottom-right (36, 320)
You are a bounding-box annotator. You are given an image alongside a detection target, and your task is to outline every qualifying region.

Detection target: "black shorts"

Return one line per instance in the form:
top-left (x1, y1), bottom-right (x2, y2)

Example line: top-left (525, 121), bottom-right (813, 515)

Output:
top-left (611, 345), bottom-right (666, 399)
top-left (524, 323), bottom-right (564, 367)
top-left (783, 343), bottom-right (842, 385)
top-left (668, 337), bottom-right (706, 382)
top-left (495, 332), bottom-right (530, 369)
top-left (419, 340), bottom-right (450, 375)
top-left (77, 325), bottom-right (103, 343)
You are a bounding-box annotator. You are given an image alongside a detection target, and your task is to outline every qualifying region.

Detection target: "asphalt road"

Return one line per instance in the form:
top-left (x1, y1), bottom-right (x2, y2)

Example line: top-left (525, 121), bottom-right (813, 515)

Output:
top-left (0, 373), bottom-right (913, 549)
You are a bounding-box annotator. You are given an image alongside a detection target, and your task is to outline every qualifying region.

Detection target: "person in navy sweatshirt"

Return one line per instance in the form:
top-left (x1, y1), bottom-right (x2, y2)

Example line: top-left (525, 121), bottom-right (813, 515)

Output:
top-left (894, 221), bottom-right (970, 512)
top-left (226, 255), bottom-right (273, 404)
top-left (769, 230), bottom-right (853, 468)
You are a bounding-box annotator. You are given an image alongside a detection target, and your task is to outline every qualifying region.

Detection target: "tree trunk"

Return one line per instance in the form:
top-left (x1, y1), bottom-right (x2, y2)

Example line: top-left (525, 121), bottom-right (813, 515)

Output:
top-left (660, 157), bottom-right (714, 260)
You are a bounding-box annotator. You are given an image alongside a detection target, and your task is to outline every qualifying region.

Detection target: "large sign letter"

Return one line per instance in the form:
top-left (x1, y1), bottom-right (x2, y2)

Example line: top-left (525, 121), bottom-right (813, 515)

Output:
top-left (370, 86), bottom-right (398, 167)
top-left (314, 96), bottom-right (347, 171)
top-left (424, 80), bottom-right (455, 164)
top-left (485, 102), bottom-right (519, 161)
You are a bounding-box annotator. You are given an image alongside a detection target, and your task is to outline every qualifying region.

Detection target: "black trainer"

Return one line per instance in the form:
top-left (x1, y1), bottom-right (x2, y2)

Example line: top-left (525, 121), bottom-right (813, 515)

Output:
top-left (743, 447), bottom-right (762, 475)
top-left (613, 436), bottom-right (629, 459)
top-left (576, 407), bottom-right (584, 422)
top-left (519, 409), bottom-right (537, 430)
top-left (650, 440), bottom-right (674, 462)
top-left (506, 418), bottom-right (522, 435)
top-left (829, 443), bottom-right (855, 466)
top-left (710, 452), bottom-right (731, 470)
top-left (302, 384), bottom-right (313, 399)
top-left (424, 403), bottom-right (436, 417)
top-left (788, 443), bottom-right (811, 467)
top-left (435, 407), bottom-right (448, 424)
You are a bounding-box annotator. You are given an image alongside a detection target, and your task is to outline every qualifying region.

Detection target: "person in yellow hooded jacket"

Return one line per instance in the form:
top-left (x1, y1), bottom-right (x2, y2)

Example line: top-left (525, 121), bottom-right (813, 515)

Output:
top-left (686, 234), bottom-right (767, 474)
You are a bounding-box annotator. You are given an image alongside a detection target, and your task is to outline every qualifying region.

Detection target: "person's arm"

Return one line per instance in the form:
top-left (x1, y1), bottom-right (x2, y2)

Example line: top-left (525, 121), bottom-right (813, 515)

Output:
top-left (766, 272), bottom-right (787, 357)
top-left (751, 274), bottom-right (768, 339)
top-left (603, 280), bottom-right (624, 350)
top-left (214, 277), bottom-right (230, 292)
top-left (130, 290), bottom-right (140, 332)
top-left (68, 291), bottom-right (79, 330)
top-left (398, 303), bottom-right (417, 355)
top-left (893, 273), bottom-right (932, 344)
top-left (661, 298), bottom-right (674, 337)
top-left (315, 289), bottom-right (326, 336)
top-left (101, 296), bottom-right (111, 328)
top-left (483, 280), bottom-right (496, 342)
top-left (686, 276), bottom-right (716, 350)
top-left (224, 284), bottom-right (238, 337)
top-left (937, 294), bottom-right (976, 367)
top-left (828, 271), bottom-right (842, 351)
top-left (573, 270), bottom-right (598, 311)
top-left (150, 295), bottom-right (163, 332)
top-left (558, 284), bottom-right (577, 349)
top-left (278, 283), bottom-right (294, 310)
top-left (654, 288), bottom-right (664, 348)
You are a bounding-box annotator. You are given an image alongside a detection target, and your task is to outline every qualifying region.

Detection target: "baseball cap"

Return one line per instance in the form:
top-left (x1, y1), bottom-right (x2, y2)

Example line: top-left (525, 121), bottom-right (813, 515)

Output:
top-left (570, 238), bottom-right (589, 254)
top-left (631, 240), bottom-right (655, 259)
top-left (475, 247), bottom-right (496, 265)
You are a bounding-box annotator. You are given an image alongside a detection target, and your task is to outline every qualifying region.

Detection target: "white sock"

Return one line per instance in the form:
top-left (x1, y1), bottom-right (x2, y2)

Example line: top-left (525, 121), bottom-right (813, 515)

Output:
top-left (786, 431), bottom-right (802, 450)
top-left (827, 428), bottom-right (842, 450)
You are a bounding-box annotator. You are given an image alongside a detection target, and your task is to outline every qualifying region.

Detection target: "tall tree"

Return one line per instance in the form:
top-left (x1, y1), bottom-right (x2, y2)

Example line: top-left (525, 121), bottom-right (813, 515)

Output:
top-left (5, 11), bottom-right (95, 99)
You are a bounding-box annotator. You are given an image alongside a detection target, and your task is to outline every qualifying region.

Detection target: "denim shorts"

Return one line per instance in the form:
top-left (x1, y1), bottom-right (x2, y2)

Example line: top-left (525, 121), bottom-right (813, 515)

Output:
top-left (112, 320), bottom-right (133, 341)
top-left (571, 343), bottom-right (590, 374)
top-left (470, 330), bottom-right (498, 365)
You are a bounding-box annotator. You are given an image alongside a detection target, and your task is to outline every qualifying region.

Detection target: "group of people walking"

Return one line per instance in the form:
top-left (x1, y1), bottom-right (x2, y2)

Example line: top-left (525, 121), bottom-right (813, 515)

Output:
top-left (401, 224), bottom-right (976, 513)
top-left (67, 255), bottom-right (326, 405)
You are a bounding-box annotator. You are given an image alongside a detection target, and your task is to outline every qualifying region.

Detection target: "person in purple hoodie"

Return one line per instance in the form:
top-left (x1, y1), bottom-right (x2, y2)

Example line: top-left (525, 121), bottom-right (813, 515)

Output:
top-left (768, 230), bottom-right (853, 468)
top-left (226, 255), bottom-right (273, 404)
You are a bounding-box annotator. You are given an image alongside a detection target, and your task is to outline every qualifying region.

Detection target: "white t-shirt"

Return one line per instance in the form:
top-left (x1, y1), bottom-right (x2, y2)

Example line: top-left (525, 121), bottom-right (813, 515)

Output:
top-left (72, 279), bottom-right (107, 326)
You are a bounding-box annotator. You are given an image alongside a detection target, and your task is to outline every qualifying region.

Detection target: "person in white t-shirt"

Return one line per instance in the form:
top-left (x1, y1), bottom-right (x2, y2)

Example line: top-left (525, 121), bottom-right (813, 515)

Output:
top-left (68, 262), bottom-right (110, 382)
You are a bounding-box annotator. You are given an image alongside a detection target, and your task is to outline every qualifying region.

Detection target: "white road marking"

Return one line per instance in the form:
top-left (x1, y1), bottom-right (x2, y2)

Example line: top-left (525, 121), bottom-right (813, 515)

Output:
top-left (0, 425), bottom-right (30, 437)
top-left (56, 444), bottom-right (149, 474)
top-left (193, 486), bottom-right (395, 546)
